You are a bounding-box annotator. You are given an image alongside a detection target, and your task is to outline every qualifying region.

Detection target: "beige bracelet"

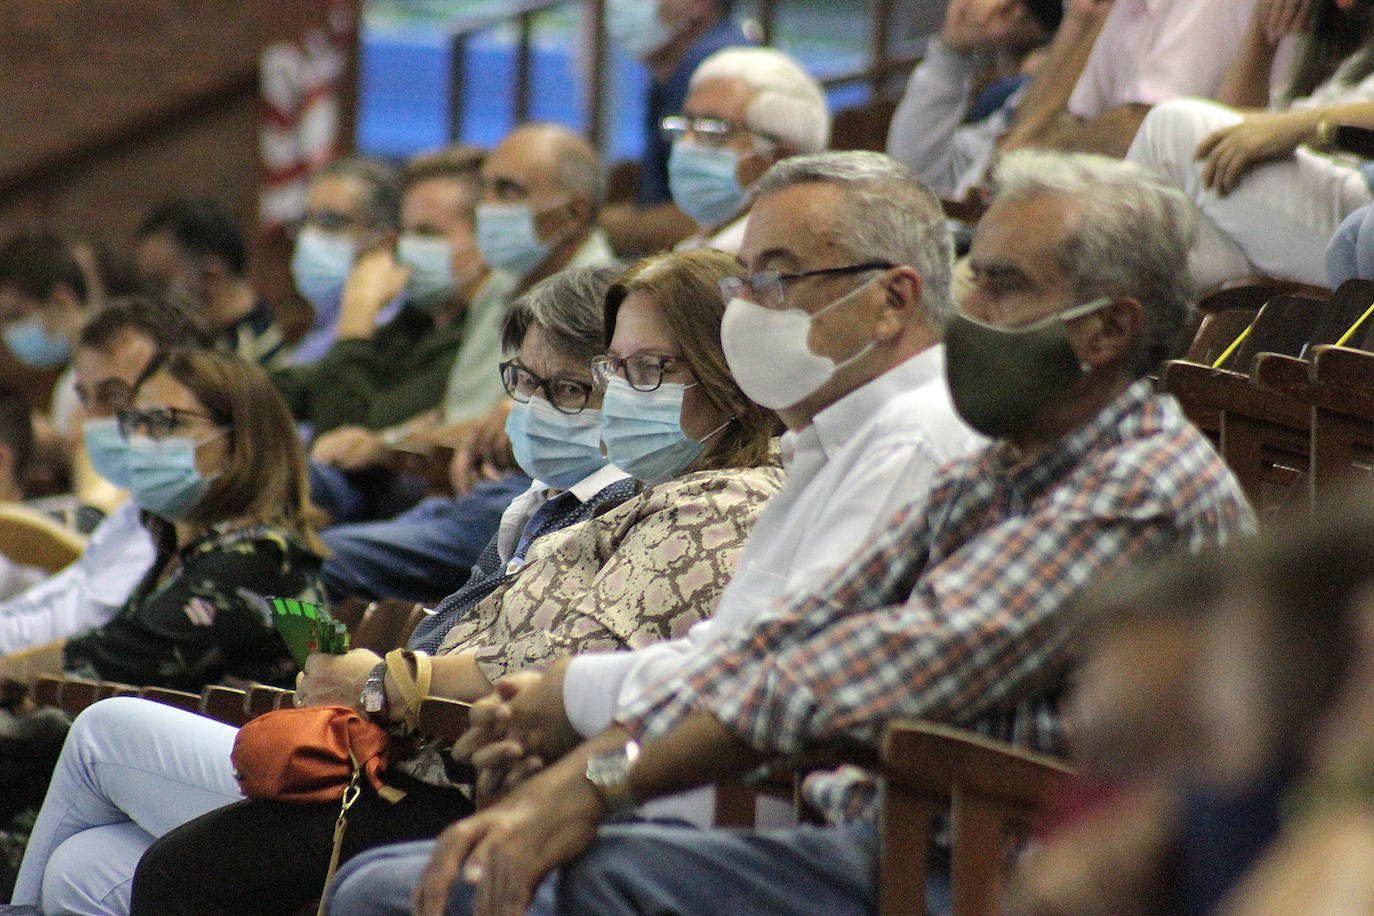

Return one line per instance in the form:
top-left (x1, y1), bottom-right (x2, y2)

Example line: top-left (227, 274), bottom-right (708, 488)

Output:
top-left (384, 648), bottom-right (432, 732)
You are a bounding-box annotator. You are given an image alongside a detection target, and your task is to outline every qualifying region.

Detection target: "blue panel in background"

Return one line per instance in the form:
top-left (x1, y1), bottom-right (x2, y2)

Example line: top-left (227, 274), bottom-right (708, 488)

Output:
top-left (357, 2), bottom-right (874, 167)
top-left (357, 31), bottom-right (451, 158)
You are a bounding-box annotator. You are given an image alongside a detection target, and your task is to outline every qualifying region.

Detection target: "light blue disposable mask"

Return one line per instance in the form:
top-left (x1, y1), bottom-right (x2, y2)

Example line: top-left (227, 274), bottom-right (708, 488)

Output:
top-left (396, 233), bottom-right (457, 307)
top-left (82, 417), bottom-right (132, 489)
top-left (126, 431), bottom-right (224, 521)
top-left (290, 227), bottom-right (356, 330)
top-left (605, 0), bottom-right (675, 60)
top-left (505, 397), bottom-right (607, 490)
top-left (600, 377), bottom-right (727, 486)
top-left (668, 142), bottom-right (750, 228)
top-left (476, 203), bottom-right (552, 279)
top-left (3, 315), bottom-right (70, 369)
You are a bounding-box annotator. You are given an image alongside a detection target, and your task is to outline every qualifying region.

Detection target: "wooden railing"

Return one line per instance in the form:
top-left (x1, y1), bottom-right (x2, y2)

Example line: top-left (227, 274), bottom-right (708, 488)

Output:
top-left (445, 0), bottom-right (915, 155)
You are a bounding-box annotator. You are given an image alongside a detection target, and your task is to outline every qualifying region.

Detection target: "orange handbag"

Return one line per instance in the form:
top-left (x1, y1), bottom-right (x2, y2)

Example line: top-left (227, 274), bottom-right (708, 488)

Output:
top-left (230, 705), bottom-right (393, 803)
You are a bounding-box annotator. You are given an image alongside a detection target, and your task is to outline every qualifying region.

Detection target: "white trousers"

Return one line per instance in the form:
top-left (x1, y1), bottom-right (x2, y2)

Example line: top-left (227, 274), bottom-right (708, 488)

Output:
top-left (11, 697), bottom-right (241, 915)
top-left (1127, 97), bottom-right (1372, 288)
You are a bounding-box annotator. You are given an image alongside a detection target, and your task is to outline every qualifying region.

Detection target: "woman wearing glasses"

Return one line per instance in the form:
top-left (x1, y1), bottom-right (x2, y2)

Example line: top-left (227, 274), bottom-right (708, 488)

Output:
top-left (12, 251), bottom-right (783, 916)
top-left (1, 347), bottom-right (325, 692)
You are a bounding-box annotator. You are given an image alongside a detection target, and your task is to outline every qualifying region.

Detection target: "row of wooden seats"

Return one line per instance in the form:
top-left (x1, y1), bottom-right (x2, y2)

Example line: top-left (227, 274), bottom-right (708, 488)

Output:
top-left (1165, 279), bottom-right (1374, 517)
top-left (28, 675), bottom-right (1070, 916)
top-left (28, 673), bottom-right (298, 725)
top-left (408, 696), bottom-right (1072, 916)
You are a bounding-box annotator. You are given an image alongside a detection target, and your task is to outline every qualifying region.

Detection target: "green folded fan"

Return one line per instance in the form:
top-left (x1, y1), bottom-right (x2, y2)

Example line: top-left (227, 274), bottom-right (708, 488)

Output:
top-left (267, 597), bottom-right (350, 668)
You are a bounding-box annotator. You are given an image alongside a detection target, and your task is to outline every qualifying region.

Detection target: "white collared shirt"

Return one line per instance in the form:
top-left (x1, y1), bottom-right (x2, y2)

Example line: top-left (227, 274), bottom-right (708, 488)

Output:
top-left (562, 345), bottom-right (985, 739)
top-left (497, 463), bottom-right (631, 575)
top-left (0, 499), bottom-right (155, 654)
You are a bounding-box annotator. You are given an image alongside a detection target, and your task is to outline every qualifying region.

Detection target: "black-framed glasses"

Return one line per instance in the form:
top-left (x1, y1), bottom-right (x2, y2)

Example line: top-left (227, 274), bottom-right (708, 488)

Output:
top-left (590, 352), bottom-right (686, 392)
top-left (718, 261), bottom-right (894, 309)
top-left (499, 360), bottom-right (596, 415)
top-left (117, 407), bottom-right (224, 441)
top-left (76, 378), bottom-right (136, 416)
top-left (659, 115), bottom-right (775, 149)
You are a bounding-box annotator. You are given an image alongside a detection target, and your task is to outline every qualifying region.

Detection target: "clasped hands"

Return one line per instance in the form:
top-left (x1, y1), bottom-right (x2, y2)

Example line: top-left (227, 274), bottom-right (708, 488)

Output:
top-left (450, 661), bottom-right (582, 806)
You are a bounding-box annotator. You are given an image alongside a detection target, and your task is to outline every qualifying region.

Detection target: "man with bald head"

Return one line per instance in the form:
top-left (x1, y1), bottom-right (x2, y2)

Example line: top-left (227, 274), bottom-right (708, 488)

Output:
top-left (475, 122), bottom-right (615, 292)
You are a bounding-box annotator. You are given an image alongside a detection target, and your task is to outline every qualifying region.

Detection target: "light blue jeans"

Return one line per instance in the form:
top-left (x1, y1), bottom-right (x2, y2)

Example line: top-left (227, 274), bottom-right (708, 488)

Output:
top-left (326, 819), bottom-right (881, 916)
top-left (11, 697), bottom-right (241, 915)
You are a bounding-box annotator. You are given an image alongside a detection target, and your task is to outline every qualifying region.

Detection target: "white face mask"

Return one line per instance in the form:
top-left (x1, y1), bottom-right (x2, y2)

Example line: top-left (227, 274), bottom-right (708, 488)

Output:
top-left (720, 279), bottom-right (877, 410)
top-left (605, 0), bottom-right (676, 60)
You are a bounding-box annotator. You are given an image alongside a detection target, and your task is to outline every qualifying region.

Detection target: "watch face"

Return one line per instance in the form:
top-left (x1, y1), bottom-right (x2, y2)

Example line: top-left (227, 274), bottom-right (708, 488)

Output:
top-left (585, 752), bottom-right (621, 784)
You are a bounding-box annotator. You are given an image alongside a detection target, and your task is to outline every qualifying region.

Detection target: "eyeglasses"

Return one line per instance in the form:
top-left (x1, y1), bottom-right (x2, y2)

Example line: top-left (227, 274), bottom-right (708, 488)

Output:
top-left (590, 352), bottom-right (686, 392)
top-left (284, 209), bottom-right (368, 240)
top-left (76, 378), bottom-right (136, 416)
top-left (718, 261), bottom-right (894, 309)
top-left (659, 115), bottom-right (775, 150)
top-left (117, 406), bottom-right (224, 441)
top-left (499, 360), bottom-right (597, 414)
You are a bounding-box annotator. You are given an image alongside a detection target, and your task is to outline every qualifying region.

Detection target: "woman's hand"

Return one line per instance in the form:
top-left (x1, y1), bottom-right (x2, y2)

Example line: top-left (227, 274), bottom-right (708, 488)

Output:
top-left (1195, 110), bottom-right (1319, 195)
top-left (294, 648), bottom-right (382, 709)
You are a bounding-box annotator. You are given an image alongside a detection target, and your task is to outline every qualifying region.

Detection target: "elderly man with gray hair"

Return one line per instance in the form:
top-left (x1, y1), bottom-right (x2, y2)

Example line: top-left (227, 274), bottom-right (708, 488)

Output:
top-left (325, 151), bottom-right (1255, 916)
top-left (613, 45), bottom-right (831, 255)
top-left (415, 148), bottom-right (983, 829)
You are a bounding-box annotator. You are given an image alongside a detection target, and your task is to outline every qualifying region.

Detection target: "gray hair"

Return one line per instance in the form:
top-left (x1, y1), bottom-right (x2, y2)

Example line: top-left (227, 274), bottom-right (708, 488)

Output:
top-left (755, 150), bottom-right (955, 328)
top-left (314, 156), bottom-right (401, 229)
top-left (689, 47), bottom-right (831, 154)
top-left (991, 150), bottom-right (1199, 377)
top-left (500, 262), bottom-right (625, 366)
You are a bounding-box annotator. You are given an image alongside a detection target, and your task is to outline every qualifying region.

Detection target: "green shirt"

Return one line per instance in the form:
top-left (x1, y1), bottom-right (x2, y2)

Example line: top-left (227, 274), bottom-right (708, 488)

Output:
top-left (271, 303), bottom-right (467, 435)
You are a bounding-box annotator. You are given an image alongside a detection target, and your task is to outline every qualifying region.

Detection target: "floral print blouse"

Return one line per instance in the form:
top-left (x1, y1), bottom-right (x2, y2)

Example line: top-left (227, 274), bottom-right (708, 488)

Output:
top-left (63, 521), bottom-right (324, 691)
top-left (400, 463), bottom-right (785, 787)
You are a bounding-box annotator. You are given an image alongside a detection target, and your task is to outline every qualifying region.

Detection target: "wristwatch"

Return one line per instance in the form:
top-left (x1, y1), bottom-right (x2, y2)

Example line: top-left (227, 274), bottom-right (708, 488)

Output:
top-left (360, 660), bottom-right (389, 720)
top-left (584, 739), bottom-right (641, 816)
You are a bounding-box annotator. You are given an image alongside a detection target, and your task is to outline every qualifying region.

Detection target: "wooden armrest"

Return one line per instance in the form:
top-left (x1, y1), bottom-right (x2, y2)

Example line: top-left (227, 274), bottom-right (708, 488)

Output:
top-left (414, 697), bottom-right (471, 739)
top-left (246, 684), bottom-right (291, 718)
top-left (1252, 352), bottom-right (1314, 400)
top-left (881, 720), bottom-right (1072, 801)
top-left (1311, 345), bottom-right (1374, 398)
top-left (1162, 362), bottom-right (1308, 428)
top-left (200, 684), bottom-right (252, 725)
top-left (139, 686), bottom-right (203, 712)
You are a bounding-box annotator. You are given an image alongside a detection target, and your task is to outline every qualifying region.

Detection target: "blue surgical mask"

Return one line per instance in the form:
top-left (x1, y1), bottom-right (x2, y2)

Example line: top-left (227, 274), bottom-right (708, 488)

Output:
top-left (605, 0), bottom-right (675, 60)
top-left (476, 203), bottom-right (552, 279)
top-left (82, 417), bottom-right (132, 489)
top-left (668, 143), bottom-right (750, 228)
top-left (3, 315), bottom-right (70, 369)
top-left (505, 397), bottom-right (606, 490)
top-left (600, 377), bottom-right (725, 486)
top-left (126, 432), bottom-right (223, 521)
top-left (290, 227), bottom-right (356, 330)
top-left (396, 233), bottom-right (456, 306)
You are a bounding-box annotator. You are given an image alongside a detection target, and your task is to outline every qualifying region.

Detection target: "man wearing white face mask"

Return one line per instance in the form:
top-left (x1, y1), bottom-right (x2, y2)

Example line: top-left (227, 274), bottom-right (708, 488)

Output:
top-left (599, 0), bottom-right (752, 256)
top-left (287, 156), bottom-right (400, 366)
top-left (666, 46), bottom-right (830, 255)
top-left (435, 150), bottom-right (982, 828)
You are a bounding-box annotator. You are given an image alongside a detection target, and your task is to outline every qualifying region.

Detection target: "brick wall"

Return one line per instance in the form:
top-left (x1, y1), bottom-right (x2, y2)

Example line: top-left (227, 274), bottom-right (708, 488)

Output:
top-left (0, 0), bottom-right (358, 318)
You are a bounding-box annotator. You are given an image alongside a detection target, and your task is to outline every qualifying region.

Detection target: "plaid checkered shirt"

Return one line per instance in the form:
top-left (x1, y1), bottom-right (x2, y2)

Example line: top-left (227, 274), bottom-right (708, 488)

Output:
top-left (617, 380), bottom-right (1256, 824)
